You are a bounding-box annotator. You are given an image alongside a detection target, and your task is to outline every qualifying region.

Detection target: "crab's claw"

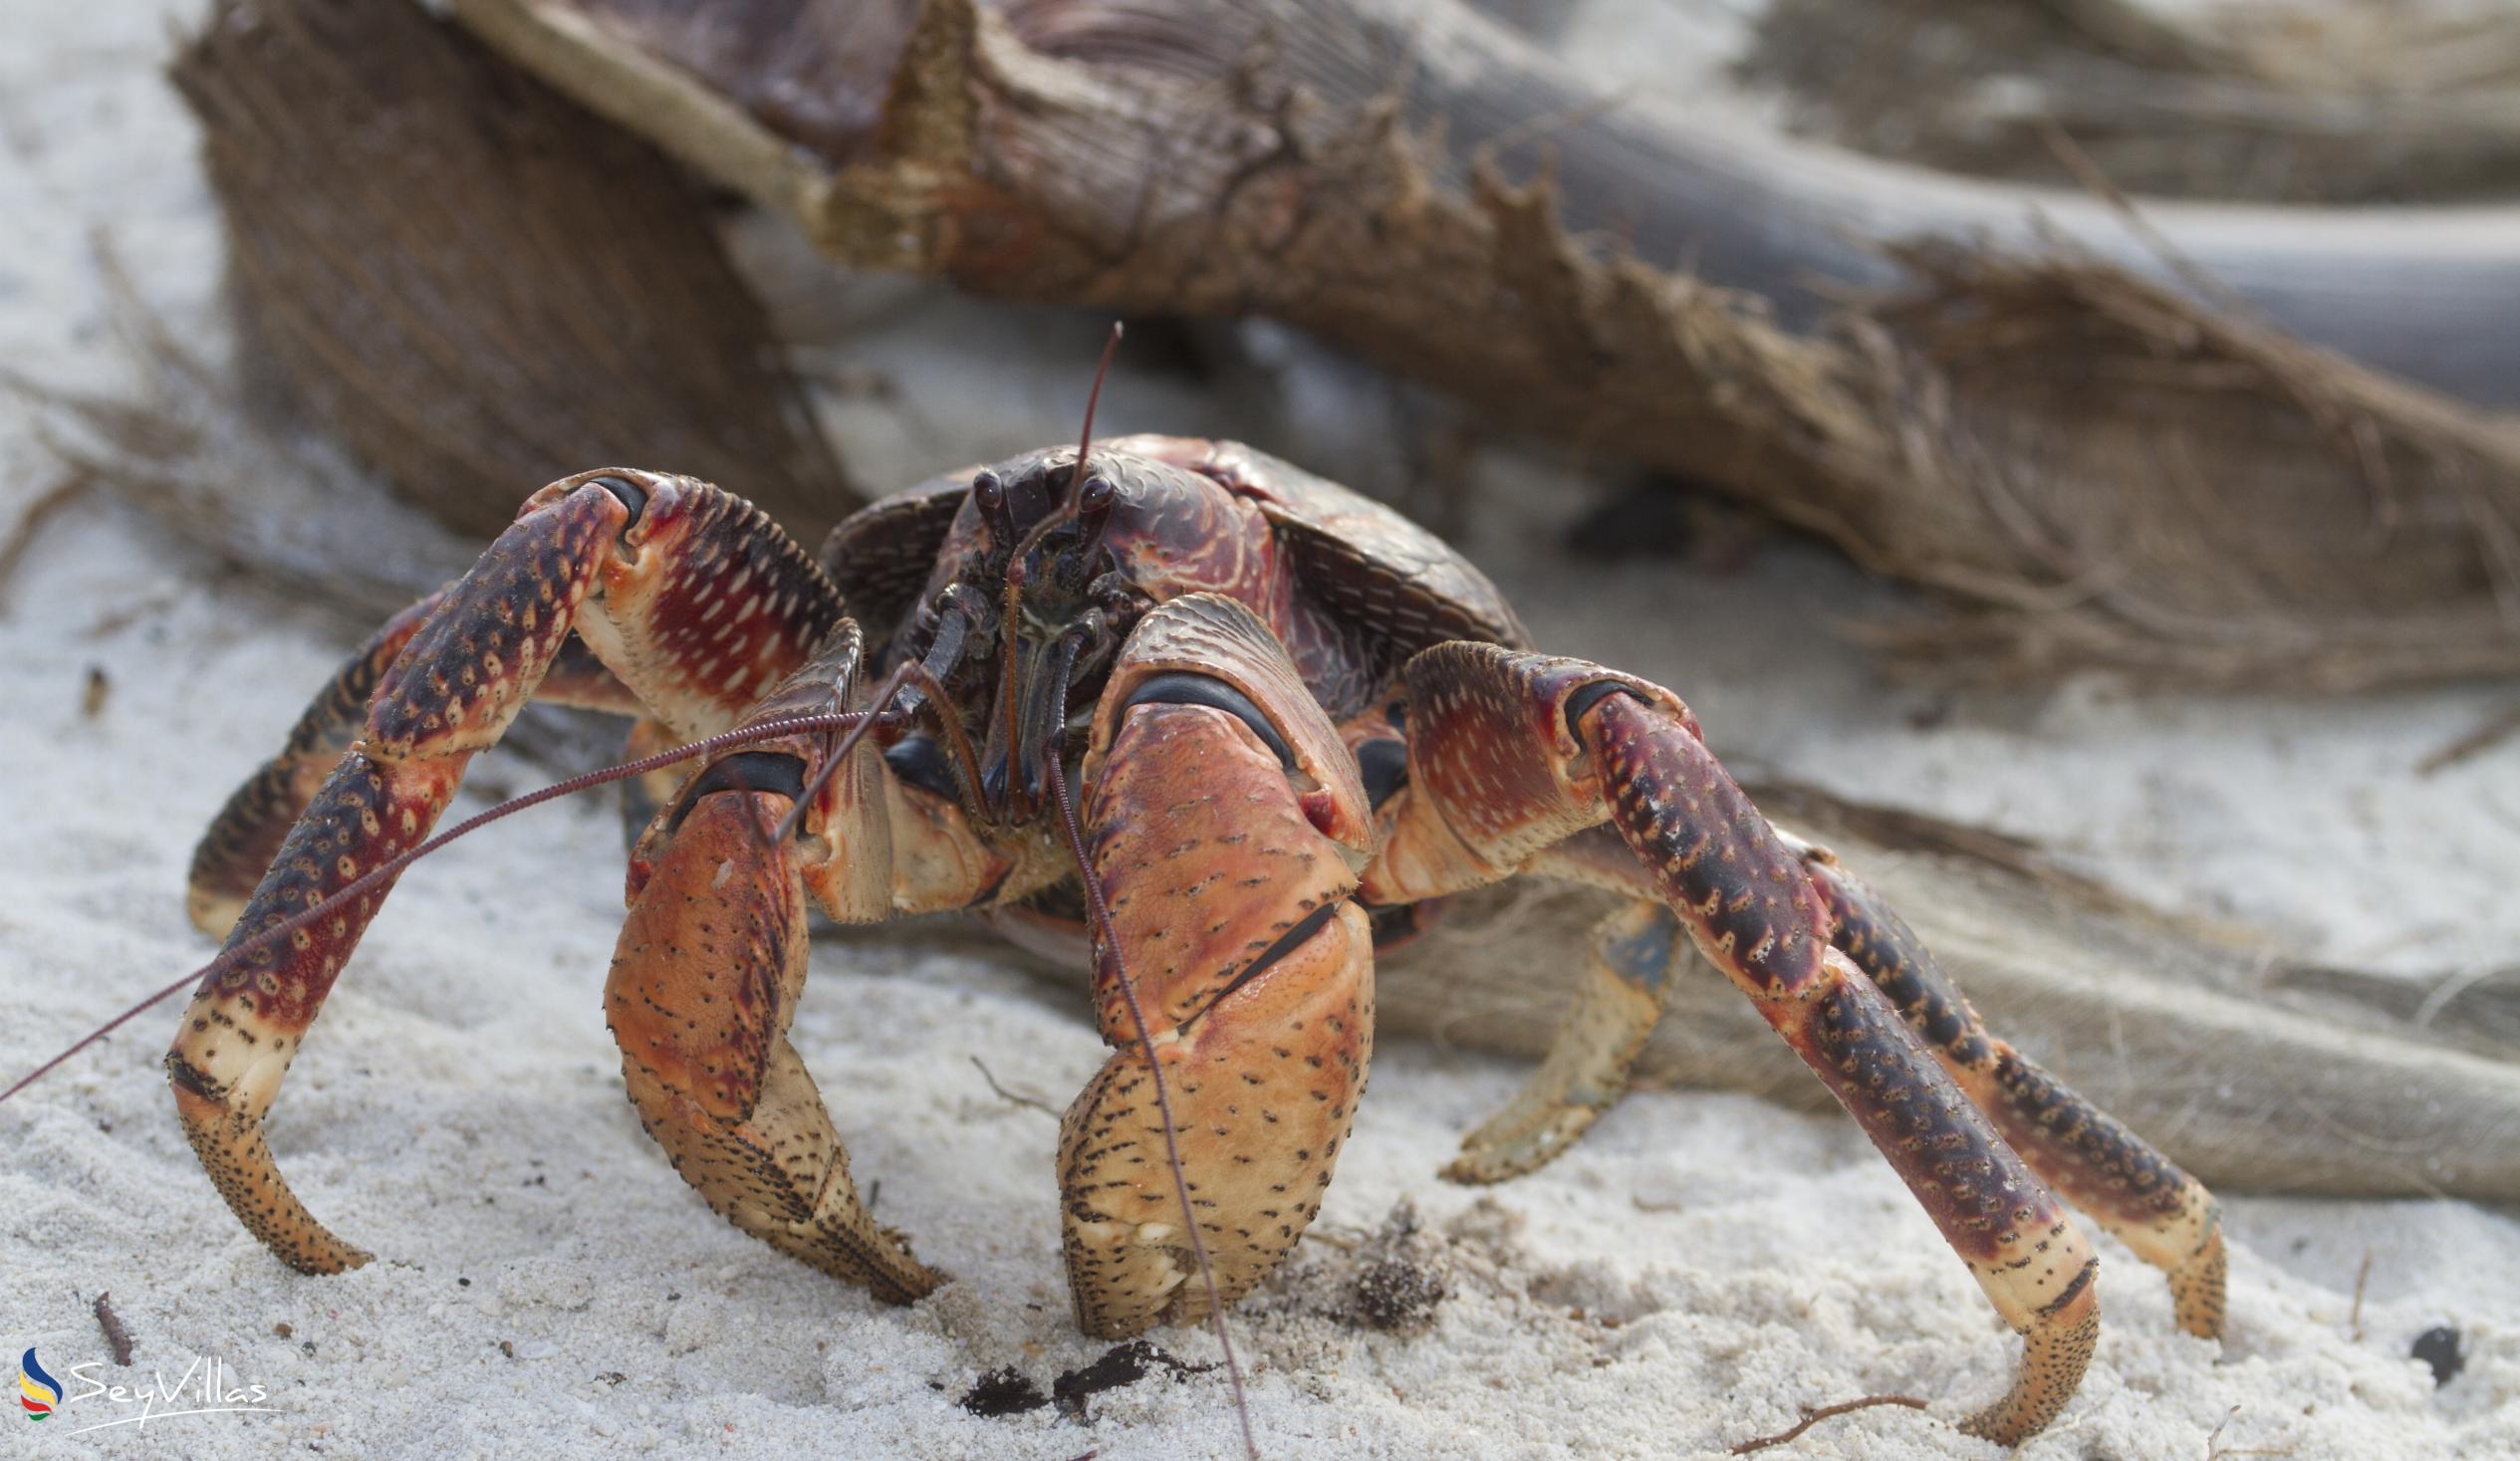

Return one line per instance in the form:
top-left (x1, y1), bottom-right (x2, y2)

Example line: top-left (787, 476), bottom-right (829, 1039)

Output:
top-left (605, 619), bottom-right (939, 1302)
top-left (1057, 595), bottom-right (1379, 1335)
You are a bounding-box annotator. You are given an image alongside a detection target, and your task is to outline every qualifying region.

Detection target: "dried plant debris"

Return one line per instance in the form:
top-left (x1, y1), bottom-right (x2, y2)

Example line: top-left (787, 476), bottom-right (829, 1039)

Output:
top-left (170, 0), bottom-right (855, 546)
top-left (2, 244), bottom-right (474, 628)
top-left (1745, 0), bottom-right (2520, 204)
top-left (453, 0), bottom-right (2520, 688)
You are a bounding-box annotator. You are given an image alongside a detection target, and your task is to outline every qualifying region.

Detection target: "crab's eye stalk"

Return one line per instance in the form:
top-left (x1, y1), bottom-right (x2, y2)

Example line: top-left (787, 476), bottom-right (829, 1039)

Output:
top-left (972, 469), bottom-right (1015, 545)
top-left (590, 474), bottom-right (647, 527)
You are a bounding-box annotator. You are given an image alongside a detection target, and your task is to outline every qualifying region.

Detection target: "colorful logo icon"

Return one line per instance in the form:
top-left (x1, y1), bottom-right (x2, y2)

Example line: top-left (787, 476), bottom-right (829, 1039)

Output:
top-left (18, 1347), bottom-right (61, 1420)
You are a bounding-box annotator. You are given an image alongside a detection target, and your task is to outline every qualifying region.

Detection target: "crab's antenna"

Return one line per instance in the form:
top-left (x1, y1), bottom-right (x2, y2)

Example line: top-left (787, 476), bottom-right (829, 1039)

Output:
top-left (767, 660), bottom-right (917, 848)
top-left (769, 600), bottom-right (976, 849)
top-left (1077, 321), bottom-right (1124, 474)
top-left (1044, 634), bottom-right (1260, 1461)
top-left (0, 709), bottom-right (874, 1106)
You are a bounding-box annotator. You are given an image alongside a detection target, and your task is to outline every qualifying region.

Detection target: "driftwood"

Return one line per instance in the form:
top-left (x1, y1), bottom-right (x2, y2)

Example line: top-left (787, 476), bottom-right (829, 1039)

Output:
top-left (169, 0), bottom-right (857, 545)
top-left (450, 0), bottom-right (2520, 690)
top-left (1746, 0), bottom-right (2520, 204)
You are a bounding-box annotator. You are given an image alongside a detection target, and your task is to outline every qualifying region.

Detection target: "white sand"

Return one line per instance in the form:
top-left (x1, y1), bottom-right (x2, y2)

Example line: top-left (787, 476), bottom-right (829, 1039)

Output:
top-left (2, 2), bottom-right (2515, 1458)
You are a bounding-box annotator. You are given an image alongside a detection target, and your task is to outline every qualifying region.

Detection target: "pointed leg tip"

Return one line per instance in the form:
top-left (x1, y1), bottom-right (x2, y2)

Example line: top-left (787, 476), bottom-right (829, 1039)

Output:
top-left (280, 1242), bottom-right (375, 1276)
top-left (2172, 1224), bottom-right (2229, 1341)
top-left (1959, 1278), bottom-right (2101, 1447)
top-left (1440, 1125), bottom-right (1572, 1185)
top-left (185, 887), bottom-right (245, 939)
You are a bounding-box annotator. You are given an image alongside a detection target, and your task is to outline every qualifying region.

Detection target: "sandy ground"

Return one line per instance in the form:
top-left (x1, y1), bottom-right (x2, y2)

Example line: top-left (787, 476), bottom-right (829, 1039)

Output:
top-left (3, 2), bottom-right (2517, 1459)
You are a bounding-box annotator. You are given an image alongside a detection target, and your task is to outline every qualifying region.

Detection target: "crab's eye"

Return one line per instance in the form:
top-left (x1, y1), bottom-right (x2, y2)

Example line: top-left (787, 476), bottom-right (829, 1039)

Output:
top-left (590, 474), bottom-right (647, 526)
top-left (1077, 475), bottom-right (1116, 513)
top-left (972, 469), bottom-right (1016, 543)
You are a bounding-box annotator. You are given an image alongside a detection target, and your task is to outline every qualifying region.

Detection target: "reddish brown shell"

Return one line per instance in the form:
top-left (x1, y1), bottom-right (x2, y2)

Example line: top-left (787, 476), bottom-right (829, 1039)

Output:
top-left (813, 470), bottom-right (972, 653)
top-left (1125, 435), bottom-right (1534, 660)
top-left (814, 437), bottom-right (1531, 689)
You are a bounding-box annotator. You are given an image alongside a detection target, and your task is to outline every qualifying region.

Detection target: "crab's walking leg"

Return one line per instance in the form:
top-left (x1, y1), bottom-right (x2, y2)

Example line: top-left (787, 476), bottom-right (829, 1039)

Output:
top-left (1802, 850), bottom-right (2226, 1339)
top-left (1441, 898), bottom-right (1680, 1182)
top-left (1367, 643), bottom-right (2098, 1445)
top-left (169, 470), bottom-right (843, 1273)
top-left (1059, 595), bottom-right (1379, 1337)
top-left (187, 593), bottom-right (644, 936)
top-left (606, 621), bottom-right (938, 1303)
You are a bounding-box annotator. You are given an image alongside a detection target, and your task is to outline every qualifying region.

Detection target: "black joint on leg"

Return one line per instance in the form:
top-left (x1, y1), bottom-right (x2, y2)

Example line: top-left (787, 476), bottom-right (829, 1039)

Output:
top-left (589, 474), bottom-right (647, 526)
top-left (1564, 680), bottom-right (1647, 744)
top-left (166, 1053), bottom-right (219, 1101)
top-left (882, 734), bottom-right (960, 801)
top-left (1122, 671), bottom-right (1294, 769)
top-left (1355, 737), bottom-right (1408, 808)
top-left (667, 751), bottom-right (808, 834)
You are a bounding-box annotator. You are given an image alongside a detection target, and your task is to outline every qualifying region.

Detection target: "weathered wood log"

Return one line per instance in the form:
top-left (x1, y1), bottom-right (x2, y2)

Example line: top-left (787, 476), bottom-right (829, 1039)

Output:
top-left (451, 0), bottom-right (2520, 690)
top-left (170, 0), bottom-right (858, 544)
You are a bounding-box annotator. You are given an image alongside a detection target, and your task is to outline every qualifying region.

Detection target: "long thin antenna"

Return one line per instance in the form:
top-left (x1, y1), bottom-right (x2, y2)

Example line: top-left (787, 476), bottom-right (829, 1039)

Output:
top-left (1043, 644), bottom-right (1259, 1461)
top-left (1, 710), bottom-right (873, 1105)
top-left (1078, 321), bottom-right (1124, 473)
top-left (770, 659), bottom-right (920, 848)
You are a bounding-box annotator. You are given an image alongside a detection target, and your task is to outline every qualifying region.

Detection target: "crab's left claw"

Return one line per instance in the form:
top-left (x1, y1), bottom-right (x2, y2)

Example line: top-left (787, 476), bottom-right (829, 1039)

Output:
top-left (1057, 596), bottom-right (1379, 1336)
top-left (606, 620), bottom-right (940, 1303)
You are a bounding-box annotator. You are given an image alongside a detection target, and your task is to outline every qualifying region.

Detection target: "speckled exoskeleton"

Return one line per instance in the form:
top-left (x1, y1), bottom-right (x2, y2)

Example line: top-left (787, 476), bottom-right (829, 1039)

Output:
top-left (171, 436), bottom-right (2224, 1445)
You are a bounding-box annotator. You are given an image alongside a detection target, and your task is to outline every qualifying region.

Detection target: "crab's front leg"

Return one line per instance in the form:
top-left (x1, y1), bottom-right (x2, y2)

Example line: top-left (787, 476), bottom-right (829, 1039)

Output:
top-left (169, 470), bottom-right (841, 1273)
top-left (1367, 644), bottom-right (2102, 1445)
top-left (1057, 595), bottom-right (1380, 1336)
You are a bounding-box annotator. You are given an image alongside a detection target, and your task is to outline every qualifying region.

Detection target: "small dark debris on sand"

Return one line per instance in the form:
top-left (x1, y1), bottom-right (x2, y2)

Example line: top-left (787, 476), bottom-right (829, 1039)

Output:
top-left (2411, 1326), bottom-right (2465, 1386)
top-left (959, 1366), bottom-right (1048, 1417)
top-left (1053, 1340), bottom-right (1212, 1420)
top-left (92, 1292), bottom-right (132, 1365)
top-left (959, 1340), bottom-right (1213, 1422)
top-left (1345, 1200), bottom-right (1453, 1335)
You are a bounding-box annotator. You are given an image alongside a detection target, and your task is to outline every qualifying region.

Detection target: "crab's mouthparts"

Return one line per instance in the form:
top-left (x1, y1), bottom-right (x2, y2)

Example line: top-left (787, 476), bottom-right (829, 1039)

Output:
top-left (979, 622), bottom-right (1101, 819)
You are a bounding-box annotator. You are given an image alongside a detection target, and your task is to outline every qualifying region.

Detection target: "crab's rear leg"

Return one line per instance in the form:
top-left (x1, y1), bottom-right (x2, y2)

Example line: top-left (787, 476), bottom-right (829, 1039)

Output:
top-left (1367, 643), bottom-right (2100, 1445)
top-left (1802, 849), bottom-right (2226, 1339)
top-left (605, 620), bottom-right (939, 1302)
top-left (1440, 898), bottom-right (1679, 1183)
top-left (170, 470), bottom-right (843, 1273)
top-left (1059, 595), bottom-right (1380, 1336)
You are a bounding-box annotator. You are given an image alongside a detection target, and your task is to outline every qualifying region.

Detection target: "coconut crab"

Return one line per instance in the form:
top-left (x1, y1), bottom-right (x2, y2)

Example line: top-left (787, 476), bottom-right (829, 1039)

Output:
top-left (162, 431), bottom-right (2224, 1446)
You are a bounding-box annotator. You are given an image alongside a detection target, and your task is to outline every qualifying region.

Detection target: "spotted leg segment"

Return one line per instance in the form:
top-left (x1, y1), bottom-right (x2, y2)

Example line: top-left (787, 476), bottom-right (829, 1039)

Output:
top-left (189, 606), bottom-right (656, 938)
top-left (1442, 898), bottom-right (1680, 1183)
top-left (168, 469), bottom-right (845, 1274)
top-left (1365, 643), bottom-right (2100, 1446)
top-left (607, 620), bottom-right (938, 1303)
top-left (1800, 847), bottom-right (2226, 1339)
top-left (1059, 595), bottom-right (1378, 1337)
